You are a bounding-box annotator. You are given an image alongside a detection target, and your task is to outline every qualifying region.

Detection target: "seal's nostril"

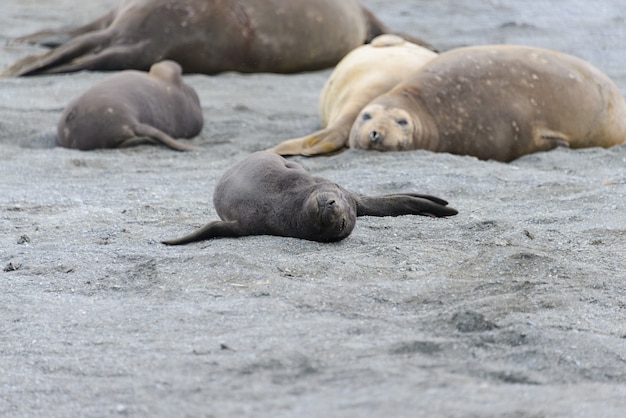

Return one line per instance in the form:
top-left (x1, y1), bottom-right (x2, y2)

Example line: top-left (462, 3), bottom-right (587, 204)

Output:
top-left (369, 130), bottom-right (381, 142)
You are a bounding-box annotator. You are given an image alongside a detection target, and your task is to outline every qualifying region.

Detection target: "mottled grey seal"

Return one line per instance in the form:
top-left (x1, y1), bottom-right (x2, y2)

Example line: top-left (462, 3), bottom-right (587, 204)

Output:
top-left (270, 34), bottom-right (437, 156)
top-left (57, 60), bottom-right (202, 151)
top-left (162, 151), bottom-right (457, 244)
top-left (349, 45), bottom-right (626, 161)
top-left (3, 0), bottom-right (434, 77)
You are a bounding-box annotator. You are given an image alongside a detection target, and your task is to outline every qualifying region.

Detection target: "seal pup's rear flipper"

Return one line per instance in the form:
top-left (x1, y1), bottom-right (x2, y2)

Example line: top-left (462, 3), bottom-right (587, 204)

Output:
top-left (355, 193), bottom-right (458, 218)
top-left (127, 124), bottom-right (199, 152)
top-left (161, 220), bottom-right (244, 245)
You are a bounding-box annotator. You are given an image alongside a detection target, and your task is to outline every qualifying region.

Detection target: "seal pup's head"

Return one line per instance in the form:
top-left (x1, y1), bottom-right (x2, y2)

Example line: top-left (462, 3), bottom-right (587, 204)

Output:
top-left (302, 187), bottom-right (356, 242)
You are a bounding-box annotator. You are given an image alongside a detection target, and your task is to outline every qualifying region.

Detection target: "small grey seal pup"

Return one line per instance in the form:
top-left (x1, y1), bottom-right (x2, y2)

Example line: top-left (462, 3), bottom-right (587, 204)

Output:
top-left (162, 151), bottom-right (457, 244)
top-left (57, 60), bottom-right (202, 151)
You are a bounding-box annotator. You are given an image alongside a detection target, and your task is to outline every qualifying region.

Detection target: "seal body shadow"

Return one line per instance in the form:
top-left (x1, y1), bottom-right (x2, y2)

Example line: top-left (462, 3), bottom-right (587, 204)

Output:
top-left (162, 151), bottom-right (457, 245)
top-left (57, 60), bottom-right (203, 151)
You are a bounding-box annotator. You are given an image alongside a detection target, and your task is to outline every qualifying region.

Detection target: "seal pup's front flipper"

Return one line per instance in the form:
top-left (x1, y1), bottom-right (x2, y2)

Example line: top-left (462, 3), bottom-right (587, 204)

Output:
top-left (161, 221), bottom-right (244, 245)
top-left (355, 193), bottom-right (458, 218)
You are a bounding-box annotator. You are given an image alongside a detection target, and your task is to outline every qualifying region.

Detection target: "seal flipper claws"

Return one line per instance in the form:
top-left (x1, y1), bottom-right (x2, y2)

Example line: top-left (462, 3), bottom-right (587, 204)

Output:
top-left (536, 128), bottom-right (571, 150)
top-left (162, 221), bottom-right (244, 245)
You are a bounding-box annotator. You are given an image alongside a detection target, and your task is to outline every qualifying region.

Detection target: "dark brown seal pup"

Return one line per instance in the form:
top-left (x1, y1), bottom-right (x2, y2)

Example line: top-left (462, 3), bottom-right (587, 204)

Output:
top-left (162, 151), bottom-right (457, 244)
top-left (57, 60), bottom-right (202, 151)
top-left (348, 45), bottom-right (626, 162)
top-left (2, 0), bottom-right (434, 77)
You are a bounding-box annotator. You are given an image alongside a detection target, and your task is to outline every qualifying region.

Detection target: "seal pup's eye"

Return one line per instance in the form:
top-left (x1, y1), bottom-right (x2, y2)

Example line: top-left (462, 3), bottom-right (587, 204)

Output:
top-left (397, 118), bottom-right (408, 126)
top-left (362, 113), bottom-right (372, 121)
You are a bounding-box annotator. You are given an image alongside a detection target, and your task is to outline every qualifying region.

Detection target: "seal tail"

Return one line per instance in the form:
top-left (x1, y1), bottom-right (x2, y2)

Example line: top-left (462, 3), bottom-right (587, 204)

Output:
top-left (356, 193), bottom-right (458, 218)
top-left (162, 220), bottom-right (244, 245)
top-left (2, 30), bottom-right (112, 77)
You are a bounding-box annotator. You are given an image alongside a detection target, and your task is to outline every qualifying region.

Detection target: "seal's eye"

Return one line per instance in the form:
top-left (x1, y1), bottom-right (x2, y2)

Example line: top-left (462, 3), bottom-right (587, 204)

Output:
top-left (362, 113), bottom-right (372, 121)
top-left (397, 118), bottom-right (408, 126)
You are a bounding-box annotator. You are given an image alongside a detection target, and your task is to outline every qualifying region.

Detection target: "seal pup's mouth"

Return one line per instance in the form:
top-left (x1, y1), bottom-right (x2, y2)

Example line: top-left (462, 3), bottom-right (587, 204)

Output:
top-left (313, 193), bottom-right (355, 241)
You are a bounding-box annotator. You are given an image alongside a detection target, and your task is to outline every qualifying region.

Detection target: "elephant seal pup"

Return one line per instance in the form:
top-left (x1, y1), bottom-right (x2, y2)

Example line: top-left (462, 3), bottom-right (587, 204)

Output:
top-left (2, 0), bottom-right (433, 77)
top-left (349, 44), bottom-right (626, 162)
top-left (162, 151), bottom-right (457, 244)
top-left (270, 35), bottom-right (437, 156)
top-left (57, 60), bottom-right (202, 151)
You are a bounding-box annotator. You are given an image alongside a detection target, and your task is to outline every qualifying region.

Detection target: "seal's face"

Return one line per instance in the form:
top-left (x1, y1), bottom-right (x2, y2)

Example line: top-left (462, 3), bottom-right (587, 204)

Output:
top-left (305, 190), bottom-right (356, 242)
top-left (349, 104), bottom-right (415, 151)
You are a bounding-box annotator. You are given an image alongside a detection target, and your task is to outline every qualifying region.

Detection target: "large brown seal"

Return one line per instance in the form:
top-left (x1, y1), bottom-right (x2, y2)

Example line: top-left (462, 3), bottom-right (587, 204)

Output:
top-left (270, 34), bottom-right (438, 156)
top-left (162, 151), bottom-right (457, 244)
top-left (349, 45), bottom-right (626, 162)
top-left (57, 60), bottom-right (202, 151)
top-left (2, 0), bottom-right (434, 77)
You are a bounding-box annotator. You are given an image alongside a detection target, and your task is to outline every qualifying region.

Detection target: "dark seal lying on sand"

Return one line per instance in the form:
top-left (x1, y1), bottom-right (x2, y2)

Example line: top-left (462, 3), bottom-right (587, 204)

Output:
top-left (162, 151), bottom-right (457, 244)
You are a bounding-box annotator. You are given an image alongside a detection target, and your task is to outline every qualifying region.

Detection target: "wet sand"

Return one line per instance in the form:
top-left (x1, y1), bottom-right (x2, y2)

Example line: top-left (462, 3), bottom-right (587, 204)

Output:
top-left (1, 1), bottom-right (625, 416)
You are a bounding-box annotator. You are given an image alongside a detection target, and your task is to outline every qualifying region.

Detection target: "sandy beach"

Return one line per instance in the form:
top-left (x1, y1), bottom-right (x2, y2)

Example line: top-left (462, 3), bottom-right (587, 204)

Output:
top-left (1, 0), bottom-right (625, 416)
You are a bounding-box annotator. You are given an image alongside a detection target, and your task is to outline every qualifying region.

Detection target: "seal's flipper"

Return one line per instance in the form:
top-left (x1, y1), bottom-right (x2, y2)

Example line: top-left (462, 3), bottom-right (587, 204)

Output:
top-left (15, 33), bottom-right (73, 49)
top-left (2, 31), bottom-right (111, 77)
top-left (270, 128), bottom-right (348, 156)
top-left (360, 6), bottom-right (389, 42)
top-left (268, 134), bottom-right (314, 155)
top-left (535, 128), bottom-right (571, 151)
top-left (389, 193), bottom-right (450, 206)
top-left (356, 193), bottom-right (458, 218)
top-left (10, 10), bottom-right (116, 48)
top-left (36, 42), bottom-right (152, 75)
top-left (162, 220), bottom-right (244, 245)
top-left (360, 6), bottom-right (437, 51)
top-left (129, 124), bottom-right (199, 151)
